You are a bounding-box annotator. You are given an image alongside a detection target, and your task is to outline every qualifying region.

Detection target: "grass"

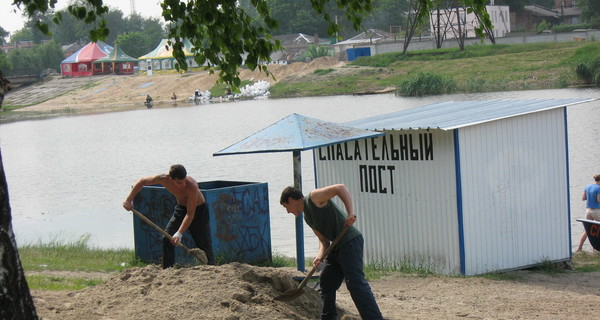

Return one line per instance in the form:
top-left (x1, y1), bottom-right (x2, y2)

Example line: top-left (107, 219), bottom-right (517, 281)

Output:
top-left (26, 275), bottom-right (106, 290)
top-left (270, 41), bottom-right (600, 98)
top-left (19, 234), bottom-right (144, 272)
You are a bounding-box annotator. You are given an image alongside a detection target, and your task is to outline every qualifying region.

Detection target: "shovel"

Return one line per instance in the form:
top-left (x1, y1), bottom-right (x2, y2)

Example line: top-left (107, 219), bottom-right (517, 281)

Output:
top-left (275, 225), bottom-right (350, 301)
top-left (130, 207), bottom-right (208, 265)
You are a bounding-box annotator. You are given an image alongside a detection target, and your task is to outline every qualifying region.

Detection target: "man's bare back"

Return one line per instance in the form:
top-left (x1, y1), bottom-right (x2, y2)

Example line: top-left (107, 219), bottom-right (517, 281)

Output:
top-left (160, 174), bottom-right (205, 207)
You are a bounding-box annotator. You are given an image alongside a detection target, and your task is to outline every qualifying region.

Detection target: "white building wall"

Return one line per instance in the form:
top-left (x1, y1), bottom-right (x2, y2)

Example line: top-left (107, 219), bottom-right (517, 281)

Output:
top-left (458, 109), bottom-right (570, 275)
top-left (314, 129), bottom-right (462, 274)
top-left (429, 5), bottom-right (510, 39)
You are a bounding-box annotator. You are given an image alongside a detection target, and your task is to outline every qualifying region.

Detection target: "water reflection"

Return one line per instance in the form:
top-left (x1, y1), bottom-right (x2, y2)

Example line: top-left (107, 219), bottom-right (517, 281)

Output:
top-left (1, 88), bottom-right (599, 256)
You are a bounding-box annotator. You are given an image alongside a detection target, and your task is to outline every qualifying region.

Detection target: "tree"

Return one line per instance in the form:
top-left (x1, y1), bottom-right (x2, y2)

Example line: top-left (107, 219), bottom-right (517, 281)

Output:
top-left (0, 26), bottom-right (9, 47)
top-left (116, 32), bottom-right (158, 58)
top-left (579, 0), bottom-right (600, 25)
top-left (0, 147), bottom-right (38, 319)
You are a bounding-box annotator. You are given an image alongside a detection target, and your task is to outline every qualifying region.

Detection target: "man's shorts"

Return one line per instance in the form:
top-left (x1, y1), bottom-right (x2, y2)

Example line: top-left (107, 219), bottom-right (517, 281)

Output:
top-left (585, 208), bottom-right (600, 221)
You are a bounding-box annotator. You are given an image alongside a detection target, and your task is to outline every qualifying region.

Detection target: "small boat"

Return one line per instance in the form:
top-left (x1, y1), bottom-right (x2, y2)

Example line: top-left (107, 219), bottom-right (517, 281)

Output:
top-left (577, 219), bottom-right (600, 250)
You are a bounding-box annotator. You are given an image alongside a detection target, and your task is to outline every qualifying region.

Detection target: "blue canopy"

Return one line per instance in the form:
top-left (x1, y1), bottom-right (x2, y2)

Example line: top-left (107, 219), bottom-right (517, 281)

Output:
top-left (213, 113), bottom-right (384, 156)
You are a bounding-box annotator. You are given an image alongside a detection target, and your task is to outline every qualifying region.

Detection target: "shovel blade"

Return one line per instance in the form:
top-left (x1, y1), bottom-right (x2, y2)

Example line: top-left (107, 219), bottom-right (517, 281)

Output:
top-left (274, 288), bottom-right (305, 301)
top-left (188, 248), bottom-right (208, 265)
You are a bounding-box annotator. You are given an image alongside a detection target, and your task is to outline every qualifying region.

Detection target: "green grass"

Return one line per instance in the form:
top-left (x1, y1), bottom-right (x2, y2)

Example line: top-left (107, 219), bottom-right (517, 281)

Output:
top-left (19, 234), bottom-right (144, 272)
top-left (271, 41), bottom-right (599, 98)
top-left (571, 251), bottom-right (600, 272)
top-left (26, 275), bottom-right (106, 290)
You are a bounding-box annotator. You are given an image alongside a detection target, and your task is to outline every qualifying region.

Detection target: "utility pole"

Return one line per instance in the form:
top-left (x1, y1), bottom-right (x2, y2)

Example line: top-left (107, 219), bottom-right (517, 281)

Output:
top-left (130, 0), bottom-right (136, 15)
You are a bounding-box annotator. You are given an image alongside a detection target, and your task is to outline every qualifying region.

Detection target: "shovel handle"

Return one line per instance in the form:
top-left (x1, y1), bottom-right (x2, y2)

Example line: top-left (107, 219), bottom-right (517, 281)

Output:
top-left (296, 225), bottom-right (350, 290)
top-left (130, 207), bottom-right (192, 251)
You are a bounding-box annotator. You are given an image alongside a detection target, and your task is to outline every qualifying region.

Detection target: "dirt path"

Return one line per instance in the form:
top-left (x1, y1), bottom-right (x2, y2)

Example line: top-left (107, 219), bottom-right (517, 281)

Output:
top-left (30, 260), bottom-right (600, 320)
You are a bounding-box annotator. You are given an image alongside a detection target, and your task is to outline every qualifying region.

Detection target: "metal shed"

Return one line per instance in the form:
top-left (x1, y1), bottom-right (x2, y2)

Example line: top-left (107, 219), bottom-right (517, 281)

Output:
top-left (313, 99), bottom-right (595, 275)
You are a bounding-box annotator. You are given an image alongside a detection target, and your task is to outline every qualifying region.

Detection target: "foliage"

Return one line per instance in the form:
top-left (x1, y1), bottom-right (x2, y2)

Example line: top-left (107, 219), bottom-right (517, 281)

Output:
top-left (116, 32), bottom-right (159, 59)
top-left (304, 44), bottom-right (332, 60)
top-left (579, 0), bottom-right (600, 23)
top-left (552, 23), bottom-right (592, 33)
top-left (534, 20), bottom-right (552, 32)
top-left (1, 40), bottom-right (63, 76)
top-left (5, 0), bottom-right (493, 98)
top-left (18, 234), bottom-right (144, 272)
top-left (397, 72), bottom-right (457, 96)
top-left (313, 68), bottom-right (335, 75)
top-left (0, 26), bottom-right (8, 46)
top-left (26, 275), bottom-right (105, 291)
top-left (575, 56), bottom-right (600, 86)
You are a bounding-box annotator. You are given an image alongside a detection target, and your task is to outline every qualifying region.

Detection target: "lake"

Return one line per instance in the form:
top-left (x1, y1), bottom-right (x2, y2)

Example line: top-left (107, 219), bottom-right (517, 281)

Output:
top-left (1, 88), bottom-right (599, 257)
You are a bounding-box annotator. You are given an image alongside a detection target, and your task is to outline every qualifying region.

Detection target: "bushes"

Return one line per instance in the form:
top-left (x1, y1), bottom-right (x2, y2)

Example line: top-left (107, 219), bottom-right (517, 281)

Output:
top-left (576, 56), bottom-right (600, 86)
top-left (397, 72), bottom-right (457, 96)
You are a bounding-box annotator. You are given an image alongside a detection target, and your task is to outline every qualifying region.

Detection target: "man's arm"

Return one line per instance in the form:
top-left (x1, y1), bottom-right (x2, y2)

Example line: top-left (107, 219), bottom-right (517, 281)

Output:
top-left (170, 183), bottom-right (199, 245)
top-left (310, 184), bottom-right (357, 226)
top-left (312, 228), bottom-right (330, 267)
top-left (122, 174), bottom-right (167, 211)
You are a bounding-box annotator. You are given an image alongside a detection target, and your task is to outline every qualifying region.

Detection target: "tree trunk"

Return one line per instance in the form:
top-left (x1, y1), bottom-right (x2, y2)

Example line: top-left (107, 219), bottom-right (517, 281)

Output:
top-left (0, 72), bottom-right (38, 319)
top-left (0, 70), bottom-right (12, 111)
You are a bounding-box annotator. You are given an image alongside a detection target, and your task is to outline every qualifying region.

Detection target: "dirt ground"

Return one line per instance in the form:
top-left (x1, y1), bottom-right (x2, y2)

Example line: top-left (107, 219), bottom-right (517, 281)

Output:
top-left (12, 57), bottom-right (346, 113)
top-left (30, 252), bottom-right (600, 320)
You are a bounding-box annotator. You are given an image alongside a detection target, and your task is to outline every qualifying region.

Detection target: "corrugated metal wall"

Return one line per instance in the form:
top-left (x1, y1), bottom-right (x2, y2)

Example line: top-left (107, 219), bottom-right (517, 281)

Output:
top-left (458, 108), bottom-right (570, 275)
top-left (314, 129), bottom-right (461, 274)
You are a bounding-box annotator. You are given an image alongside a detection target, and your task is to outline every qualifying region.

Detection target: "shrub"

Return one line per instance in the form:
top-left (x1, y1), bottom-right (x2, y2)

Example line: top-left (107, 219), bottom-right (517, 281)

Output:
top-left (552, 23), bottom-right (591, 33)
top-left (397, 72), bottom-right (457, 96)
top-left (304, 44), bottom-right (332, 61)
top-left (575, 56), bottom-right (600, 86)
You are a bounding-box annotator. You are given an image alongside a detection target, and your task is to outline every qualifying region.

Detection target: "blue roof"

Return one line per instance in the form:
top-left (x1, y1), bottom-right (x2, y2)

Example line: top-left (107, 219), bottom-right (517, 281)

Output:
top-left (346, 99), bottom-right (596, 130)
top-left (214, 113), bottom-right (384, 156)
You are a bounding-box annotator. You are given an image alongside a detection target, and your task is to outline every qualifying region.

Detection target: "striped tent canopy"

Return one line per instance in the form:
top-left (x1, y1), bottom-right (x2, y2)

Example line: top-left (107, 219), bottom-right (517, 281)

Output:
top-left (93, 44), bottom-right (138, 63)
top-left (138, 39), bottom-right (195, 59)
top-left (61, 41), bottom-right (112, 63)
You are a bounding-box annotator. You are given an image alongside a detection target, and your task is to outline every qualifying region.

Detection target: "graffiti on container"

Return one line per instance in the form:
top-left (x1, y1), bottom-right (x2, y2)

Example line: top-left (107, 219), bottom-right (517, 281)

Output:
top-left (212, 186), bottom-right (270, 257)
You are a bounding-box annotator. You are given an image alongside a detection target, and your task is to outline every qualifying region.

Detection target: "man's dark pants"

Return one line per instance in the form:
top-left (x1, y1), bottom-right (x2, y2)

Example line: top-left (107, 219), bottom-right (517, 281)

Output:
top-left (320, 235), bottom-right (383, 320)
top-left (162, 203), bottom-right (215, 268)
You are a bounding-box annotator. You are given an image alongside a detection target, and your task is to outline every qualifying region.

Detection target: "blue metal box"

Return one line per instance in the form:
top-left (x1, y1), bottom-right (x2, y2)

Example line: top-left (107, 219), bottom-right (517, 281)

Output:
top-left (133, 180), bottom-right (271, 265)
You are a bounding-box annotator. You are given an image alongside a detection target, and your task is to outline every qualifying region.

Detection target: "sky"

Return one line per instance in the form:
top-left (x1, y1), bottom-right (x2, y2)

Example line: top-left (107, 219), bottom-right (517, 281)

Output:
top-left (0, 0), bottom-right (164, 35)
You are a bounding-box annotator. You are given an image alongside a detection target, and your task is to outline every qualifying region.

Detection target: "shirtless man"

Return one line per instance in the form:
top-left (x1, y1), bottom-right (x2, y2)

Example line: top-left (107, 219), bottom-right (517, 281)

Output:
top-left (123, 164), bottom-right (215, 268)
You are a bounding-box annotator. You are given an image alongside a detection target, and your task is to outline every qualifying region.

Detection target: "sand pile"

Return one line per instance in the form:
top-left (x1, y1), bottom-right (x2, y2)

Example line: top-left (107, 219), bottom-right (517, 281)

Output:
top-left (32, 263), bottom-right (362, 320)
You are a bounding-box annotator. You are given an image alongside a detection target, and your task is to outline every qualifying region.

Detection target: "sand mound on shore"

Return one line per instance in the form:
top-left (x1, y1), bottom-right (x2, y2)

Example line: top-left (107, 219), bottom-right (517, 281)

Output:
top-left (32, 263), bottom-right (344, 320)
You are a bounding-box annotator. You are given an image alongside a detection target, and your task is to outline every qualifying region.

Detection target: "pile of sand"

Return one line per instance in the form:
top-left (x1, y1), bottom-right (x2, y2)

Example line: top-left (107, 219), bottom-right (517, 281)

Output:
top-left (32, 263), bottom-right (361, 320)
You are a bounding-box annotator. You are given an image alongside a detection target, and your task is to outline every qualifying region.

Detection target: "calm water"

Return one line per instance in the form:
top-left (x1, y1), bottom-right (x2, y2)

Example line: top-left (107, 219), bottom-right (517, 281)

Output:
top-left (1, 88), bottom-right (599, 257)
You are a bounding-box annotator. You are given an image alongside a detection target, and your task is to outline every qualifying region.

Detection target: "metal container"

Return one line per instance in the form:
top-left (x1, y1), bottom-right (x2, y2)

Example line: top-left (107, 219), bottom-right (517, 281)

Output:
top-left (133, 180), bottom-right (271, 265)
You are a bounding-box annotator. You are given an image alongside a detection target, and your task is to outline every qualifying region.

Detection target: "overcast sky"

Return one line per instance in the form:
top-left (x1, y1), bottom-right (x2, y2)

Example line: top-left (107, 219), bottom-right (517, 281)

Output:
top-left (1, 0), bottom-right (164, 35)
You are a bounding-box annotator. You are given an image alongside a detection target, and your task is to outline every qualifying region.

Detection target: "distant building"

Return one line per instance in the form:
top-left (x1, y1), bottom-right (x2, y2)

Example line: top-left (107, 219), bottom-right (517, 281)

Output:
top-left (514, 2), bottom-right (582, 30)
top-left (429, 5), bottom-right (510, 39)
top-left (270, 33), bottom-right (332, 64)
top-left (333, 29), bottom-right (397, 60)
top-left (1, 40), bottom-right (36, 53)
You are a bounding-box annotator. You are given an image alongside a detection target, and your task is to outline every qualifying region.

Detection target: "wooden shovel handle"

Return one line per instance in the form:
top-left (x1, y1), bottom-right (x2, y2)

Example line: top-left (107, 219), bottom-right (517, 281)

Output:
top-left (296, 225), bottom-right (350, 290)
top-left (130, 208), bottom-right (192, 251)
